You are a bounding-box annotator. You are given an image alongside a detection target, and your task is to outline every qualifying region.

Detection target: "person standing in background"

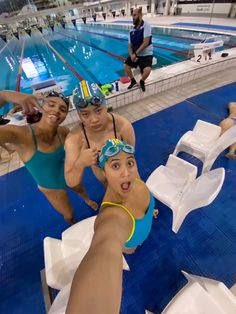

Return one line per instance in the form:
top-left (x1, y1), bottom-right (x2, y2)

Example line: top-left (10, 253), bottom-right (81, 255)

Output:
top-left (124, 8), bottom-right (153, 92)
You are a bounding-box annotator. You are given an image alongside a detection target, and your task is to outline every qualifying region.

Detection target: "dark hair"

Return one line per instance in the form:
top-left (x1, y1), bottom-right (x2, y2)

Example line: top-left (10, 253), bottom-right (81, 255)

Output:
top-left (45, 91), bottom-right (70, 109)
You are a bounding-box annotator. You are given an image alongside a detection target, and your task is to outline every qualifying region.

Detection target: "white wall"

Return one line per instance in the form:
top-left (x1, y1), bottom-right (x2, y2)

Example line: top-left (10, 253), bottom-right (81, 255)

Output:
top-left (110, 1), bottom-right (149, 15)
top-left (130, 0), bottom-right (149, 14)
top-left (178, 3), bottom-right (232, 17)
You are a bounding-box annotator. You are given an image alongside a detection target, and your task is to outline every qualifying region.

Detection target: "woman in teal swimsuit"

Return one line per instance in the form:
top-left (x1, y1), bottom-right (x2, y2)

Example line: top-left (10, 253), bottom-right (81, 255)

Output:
top-left (0, 91), bottom-right (97, 224)
top-left (66, 139), bottom-right (158, 314)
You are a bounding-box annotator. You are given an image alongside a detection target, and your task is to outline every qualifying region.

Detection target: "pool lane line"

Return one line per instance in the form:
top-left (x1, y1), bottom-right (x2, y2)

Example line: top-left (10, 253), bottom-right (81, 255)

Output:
top-left (41, 34), bottom-right (84, 81)
top-left (4, 40), bottom-right (20, 90)
top-left (66, 27), bottom-right (190, 57)
top-left (153, 45), bottom-right (189, 55)
top-left (0, 37), bottom-right (14, 54)
top-left (53, 40), bottom-right (101, 85)
top-left (54, 30), bottom-right (126, 61)
top-left (16, 38), bottom-right (26, 92)
top-left (76, 27), bottom-right (235, 49)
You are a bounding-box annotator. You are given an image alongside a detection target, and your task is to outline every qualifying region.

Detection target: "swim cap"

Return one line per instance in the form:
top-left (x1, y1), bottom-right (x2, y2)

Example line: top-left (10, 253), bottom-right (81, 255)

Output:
top-left (72, 80), bottom-right (105, 110)
top-left (99, 138), bottom-right (135, 168)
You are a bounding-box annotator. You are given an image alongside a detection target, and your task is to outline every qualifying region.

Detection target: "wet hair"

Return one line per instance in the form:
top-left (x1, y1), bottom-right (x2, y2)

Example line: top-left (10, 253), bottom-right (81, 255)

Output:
top-left (45, 91), bottom-right (70, 109)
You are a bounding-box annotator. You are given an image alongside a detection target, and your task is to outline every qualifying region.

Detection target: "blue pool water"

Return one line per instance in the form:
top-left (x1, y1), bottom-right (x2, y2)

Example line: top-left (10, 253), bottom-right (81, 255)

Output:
top-left (0, 23), bottom-right (235, 99)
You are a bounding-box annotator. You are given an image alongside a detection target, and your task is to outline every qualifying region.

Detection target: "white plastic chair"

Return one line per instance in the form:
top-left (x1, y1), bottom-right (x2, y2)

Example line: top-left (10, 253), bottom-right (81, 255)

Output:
top-left (49, 282), bottom-right (72, 314)
top-left (44, 216), bottom-right (130, 290)
top-left (173, 120), bottom-right (236, 173)
top-left (146, 155), bottom-right (225, 233)
top-left (61, 216), bottom-right (96, 250)
top-left (161, 271), bottom-right (236, 314)
top-left (43, 237), bottom-right (88, 290)
top-left (230, 284), bottom-right (236, 297)
top-left (61, 215), bottom-right (130, 271)
top-left (202, 125), bottom-right (236, 172)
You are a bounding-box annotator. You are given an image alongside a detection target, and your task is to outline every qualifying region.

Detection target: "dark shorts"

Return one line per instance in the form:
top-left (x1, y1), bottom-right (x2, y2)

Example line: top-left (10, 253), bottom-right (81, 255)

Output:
top-left (125, 55), bottom-right (153, 72)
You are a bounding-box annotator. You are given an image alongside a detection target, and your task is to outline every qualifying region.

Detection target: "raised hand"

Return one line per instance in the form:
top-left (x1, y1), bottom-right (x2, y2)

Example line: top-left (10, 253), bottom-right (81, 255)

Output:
top-left (21, 94), bottom-right (45, 114)
top-left (78, 139), bottom-right (99, 168)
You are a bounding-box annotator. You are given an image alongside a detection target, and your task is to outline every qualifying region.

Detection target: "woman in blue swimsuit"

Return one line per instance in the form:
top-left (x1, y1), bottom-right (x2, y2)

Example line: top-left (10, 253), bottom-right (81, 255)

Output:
top-left (0, 91), bottom-right (97, 224)
top-left (66, 139), bottom-right (158, 313)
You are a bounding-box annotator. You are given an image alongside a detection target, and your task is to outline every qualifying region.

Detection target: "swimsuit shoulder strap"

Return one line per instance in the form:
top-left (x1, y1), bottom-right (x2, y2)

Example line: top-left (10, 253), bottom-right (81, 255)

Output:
top-left (110, 113), bottom-right (118, 138)
top-left (57, 128), bottom-right (63, 146)
top-left (81, 123), bottom-right (90, 148)
top-left (101, 201), bottom-right (135, 242)
top-left (28, 124), bottom-right (38, 150)
top-left (135, 178), bottom-right (144, 184)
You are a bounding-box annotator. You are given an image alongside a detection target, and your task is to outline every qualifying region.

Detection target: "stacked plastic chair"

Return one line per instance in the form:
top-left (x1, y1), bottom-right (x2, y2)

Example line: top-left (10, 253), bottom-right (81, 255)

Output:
top-left (44, 216), bottom-right (130, 313)
top-left (146, 119), bottom-right (233, 233)
top-left (146, 154), bottom-right (225, 233)
top-left (173, 120), bottom-right (236, 173)
top-left (146, 271), bottom-right (236, 314)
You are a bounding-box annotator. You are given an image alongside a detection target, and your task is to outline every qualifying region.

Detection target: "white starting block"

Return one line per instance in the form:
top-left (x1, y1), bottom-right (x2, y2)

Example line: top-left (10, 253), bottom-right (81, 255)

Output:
top-left (31, 78), bottom-right (62, 95)
top-left (190, 37), bottom-right (224, 64)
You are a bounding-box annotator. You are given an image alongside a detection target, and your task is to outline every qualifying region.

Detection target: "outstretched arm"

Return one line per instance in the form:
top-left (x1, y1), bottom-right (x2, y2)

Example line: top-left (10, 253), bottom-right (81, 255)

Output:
top-left (66, 208), bottom-right (132, 314)
top-left (0, 124), bottom-right (22, 145)
top-left (0, 91), bottom-right (43, 113)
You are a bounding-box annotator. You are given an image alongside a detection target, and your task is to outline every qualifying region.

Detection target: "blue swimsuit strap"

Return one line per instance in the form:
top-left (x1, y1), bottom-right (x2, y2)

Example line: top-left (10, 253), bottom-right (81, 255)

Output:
top-left (28, 125), bottom-right (63, 151)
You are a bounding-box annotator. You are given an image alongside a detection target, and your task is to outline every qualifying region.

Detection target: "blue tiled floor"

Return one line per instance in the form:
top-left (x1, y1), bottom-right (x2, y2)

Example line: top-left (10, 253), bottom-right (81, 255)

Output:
top-left (0, 84), bottom-right (236, 313)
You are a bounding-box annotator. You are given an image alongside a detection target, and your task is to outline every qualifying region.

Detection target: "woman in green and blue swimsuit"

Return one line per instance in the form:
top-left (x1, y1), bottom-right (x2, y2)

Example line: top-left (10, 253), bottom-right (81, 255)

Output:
top-left (66, 139), bottom-right (158, 314)
top-left (0, 91), bottom-right (97, 224)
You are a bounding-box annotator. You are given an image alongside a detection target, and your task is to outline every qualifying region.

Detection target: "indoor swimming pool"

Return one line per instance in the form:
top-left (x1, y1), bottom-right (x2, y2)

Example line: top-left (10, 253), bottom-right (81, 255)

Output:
top-left (0, 21), bottom-right (236, 314)
top-left (0, 23), bottom-right (236, 98)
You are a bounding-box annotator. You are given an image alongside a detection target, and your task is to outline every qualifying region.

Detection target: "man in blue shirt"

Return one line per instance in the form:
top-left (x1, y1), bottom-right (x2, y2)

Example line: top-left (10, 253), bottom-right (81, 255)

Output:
top-left (124, 8), bottom-right (153, 92)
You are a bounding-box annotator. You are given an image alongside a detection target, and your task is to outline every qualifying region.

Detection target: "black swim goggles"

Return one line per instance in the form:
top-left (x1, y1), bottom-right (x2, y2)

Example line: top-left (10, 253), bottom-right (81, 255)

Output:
top-left (43, 91), bottom-right (70, 108)
top-left (75, 95), bottom-right (104, 110)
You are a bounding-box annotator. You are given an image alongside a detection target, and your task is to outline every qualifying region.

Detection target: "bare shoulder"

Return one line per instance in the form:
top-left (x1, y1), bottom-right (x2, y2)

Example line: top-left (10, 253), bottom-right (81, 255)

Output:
top-left (58, 126), bottom-right (70, 139)
top-left (66, 123), bottom-right (83, 141)
top-left (65, 123), bottom-right (84, 150)
top-left (112, 112), bottom-right (133, 132)
top-left (3, 124), bottom-right (30, 139)
top-left (68, 123), bottom-right (84, 137)
top-left (0, 124), bottom-right (33, 148)
top-left (135, 178), bottom-right (151, 204)
top-left (112, 113), bottom-right (130, 126)
top-left (111, 113), bottom-right (135, 145)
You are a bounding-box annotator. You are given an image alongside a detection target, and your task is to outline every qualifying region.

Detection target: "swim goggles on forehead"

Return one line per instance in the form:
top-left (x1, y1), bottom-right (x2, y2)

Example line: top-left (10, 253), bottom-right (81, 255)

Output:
top-left (75, 95), bottom-right (104, 109)
top-left (99, 139), bottom-right (135, 168)
top-left (73, 81), bottom-right (105, 110)
top-left (41, 91), bottom-right (70, 107)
